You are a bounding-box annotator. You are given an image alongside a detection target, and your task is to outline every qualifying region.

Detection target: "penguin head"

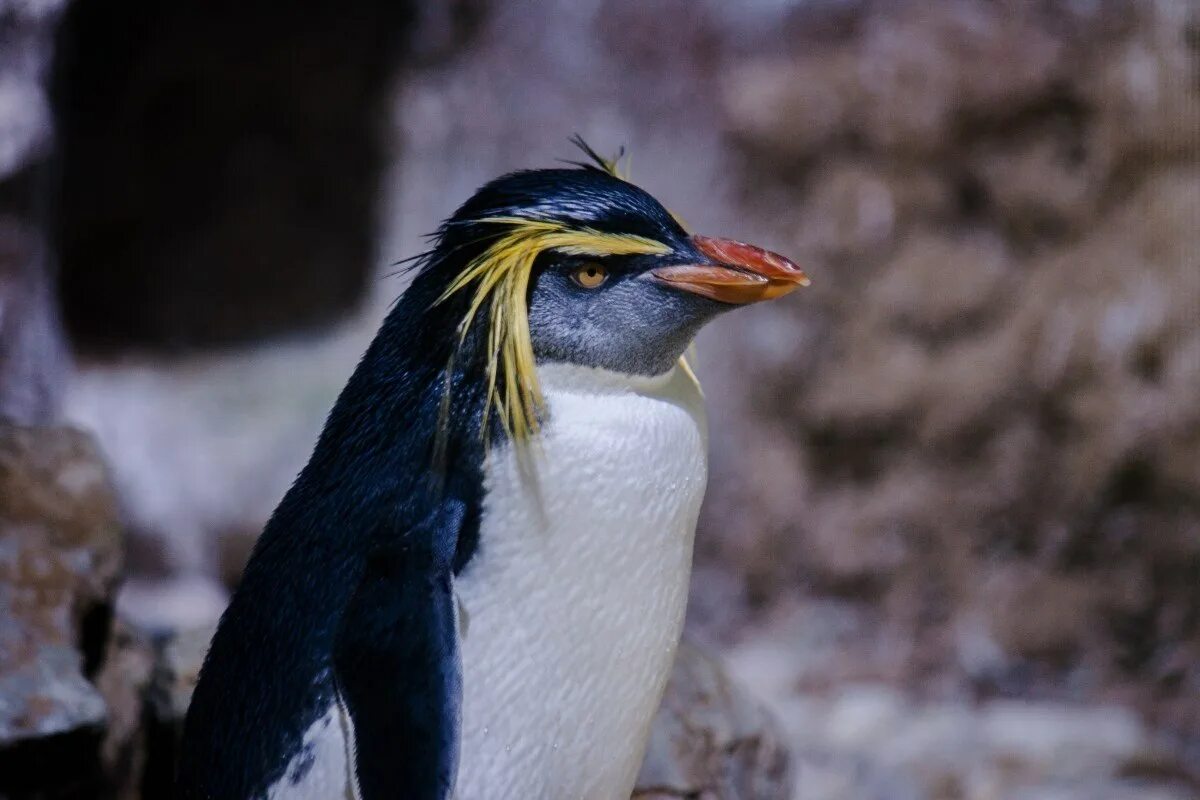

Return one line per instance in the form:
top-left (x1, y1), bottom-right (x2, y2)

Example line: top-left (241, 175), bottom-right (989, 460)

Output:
top-left (409, 144), bottom-right (809, 442)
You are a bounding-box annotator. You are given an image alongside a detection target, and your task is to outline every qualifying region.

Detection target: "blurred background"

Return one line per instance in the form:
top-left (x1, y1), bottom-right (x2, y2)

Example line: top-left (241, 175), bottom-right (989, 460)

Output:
top-left (1, 0), bottom-right (1197, 797)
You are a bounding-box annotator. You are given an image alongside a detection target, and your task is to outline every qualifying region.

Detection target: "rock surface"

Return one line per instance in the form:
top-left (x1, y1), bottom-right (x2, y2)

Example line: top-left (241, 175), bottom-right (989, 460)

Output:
top-left (701, 0), bottom-right (1200, 750)
top-left (94, 620), bottom-right (155, 800)
top-left (0, 424), bottom-right (125, 796)
top-left (728, 609), bottom-right (1200, 800)
top-left (636, 642), bottom-right (791, 799)
top-left (0, 425), bottom-right (121, 743)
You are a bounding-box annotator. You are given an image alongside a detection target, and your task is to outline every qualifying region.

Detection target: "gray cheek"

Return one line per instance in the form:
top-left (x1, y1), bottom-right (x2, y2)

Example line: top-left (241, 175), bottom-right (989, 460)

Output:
top-left (528, 276), bottom-right (724, 376)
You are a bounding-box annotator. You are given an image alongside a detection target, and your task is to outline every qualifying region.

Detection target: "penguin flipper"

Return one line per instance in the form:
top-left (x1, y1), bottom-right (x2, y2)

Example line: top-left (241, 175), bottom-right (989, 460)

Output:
top-left (333, 533), bottom-right (461, 800)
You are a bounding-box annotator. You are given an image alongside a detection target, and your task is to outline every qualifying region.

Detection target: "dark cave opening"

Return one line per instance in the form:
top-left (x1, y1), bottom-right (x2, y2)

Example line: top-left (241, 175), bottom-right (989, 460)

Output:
top-left (49, 0), bottom-right (417, 351)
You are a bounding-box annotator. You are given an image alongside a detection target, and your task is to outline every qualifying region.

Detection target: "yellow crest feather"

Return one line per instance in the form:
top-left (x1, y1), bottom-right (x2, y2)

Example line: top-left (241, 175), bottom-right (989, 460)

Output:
top-left (437, 216), bottom-right (671, 443)
top-left (569, 135), bottom-right (630, 181)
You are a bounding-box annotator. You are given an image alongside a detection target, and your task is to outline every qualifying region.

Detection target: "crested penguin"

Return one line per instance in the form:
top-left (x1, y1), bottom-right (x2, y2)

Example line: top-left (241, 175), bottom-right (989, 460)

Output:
top-left (177, 145), bottom-right (809, 800)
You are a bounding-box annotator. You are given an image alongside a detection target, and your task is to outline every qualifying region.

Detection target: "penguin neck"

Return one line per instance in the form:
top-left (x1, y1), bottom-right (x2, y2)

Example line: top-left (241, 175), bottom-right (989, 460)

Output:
top-left (530, 358), bottom-right (706, 432)
top-left (533, 359), bottom-right (682, 395)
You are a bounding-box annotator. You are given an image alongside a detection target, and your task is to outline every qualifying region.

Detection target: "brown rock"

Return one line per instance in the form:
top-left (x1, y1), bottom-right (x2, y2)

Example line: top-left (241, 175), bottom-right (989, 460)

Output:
top-left (972, 129), bottom-right (1102, 240)
top-left (709, 0), bottom-right (1200, 742)
top-left (0, 425), bottom-right (122, 742)
top-left (140, 624), bottom-right (215, 799)
top-left (793, 162), bottom-right (899, 263)
top-left (94, 620), bottom-right (155, 800)
top-left (146, 625), bottom-right (212, 731)
top-left (721, 53), bottom-right (858, 161)
top-left (723, 1), bottom-right (1068, 160)
top-left (982, 567), bottom-right (1100, 663)
top-left (866, 231), bottom-right (1012, 338)
top-left (1084, 6), bottom-right (1200, 163)
top-left (0, 424), bottom-right (124, 795)
top-left (635, 642), bottom-right (791, 799)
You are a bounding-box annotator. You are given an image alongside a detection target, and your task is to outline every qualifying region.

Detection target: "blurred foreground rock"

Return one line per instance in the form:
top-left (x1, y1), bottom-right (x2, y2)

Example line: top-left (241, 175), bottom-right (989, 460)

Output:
top-left (0, 424), bottom-right (134, 797)
top-left (636, 642), bottom-right (791, 799)
top-left (138, 624), bottom-right (213, 798)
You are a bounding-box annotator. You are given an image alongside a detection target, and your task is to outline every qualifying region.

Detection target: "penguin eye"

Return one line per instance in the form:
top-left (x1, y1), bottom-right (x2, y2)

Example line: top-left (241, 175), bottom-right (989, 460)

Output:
top-left (571, 263), bottom-right (609, 289)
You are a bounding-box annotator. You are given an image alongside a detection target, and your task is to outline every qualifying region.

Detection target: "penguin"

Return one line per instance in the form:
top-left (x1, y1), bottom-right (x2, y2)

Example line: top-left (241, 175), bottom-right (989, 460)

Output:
top-left (176, 146), bottom-right (808, 800)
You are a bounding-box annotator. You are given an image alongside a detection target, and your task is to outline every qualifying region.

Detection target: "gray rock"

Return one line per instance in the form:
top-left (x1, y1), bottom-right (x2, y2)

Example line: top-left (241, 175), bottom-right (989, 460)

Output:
top-left (0, 424), bottom-right (122, 744)
top-left (635, 642), bottom-right (792, 799)
top-left (978, 702), bottom-right (1150, 777)
top-left (147, 623), bottom-right (215, 730)
top-left (95, 619), bottom-right (155, 800)
top-left (0, 423), bottom-right (125, 797)
top-left (726, 633), bottom-right (1195, 800)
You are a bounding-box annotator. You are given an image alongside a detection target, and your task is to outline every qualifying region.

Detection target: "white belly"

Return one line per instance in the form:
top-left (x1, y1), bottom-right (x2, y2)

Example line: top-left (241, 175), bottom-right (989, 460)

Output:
top-left (454, 362), bottom-right (708, 800)
top-left (266, 363), bottom-right (707, 800)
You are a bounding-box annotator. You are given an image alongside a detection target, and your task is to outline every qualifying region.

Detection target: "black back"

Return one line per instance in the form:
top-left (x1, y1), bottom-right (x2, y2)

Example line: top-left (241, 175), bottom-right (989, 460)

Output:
top-left (176, 262), bottom-right (489, 797)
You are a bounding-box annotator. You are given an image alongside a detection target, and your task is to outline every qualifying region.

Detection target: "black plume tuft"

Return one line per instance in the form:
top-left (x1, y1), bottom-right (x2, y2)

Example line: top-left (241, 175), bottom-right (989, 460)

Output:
top-left (562, 134), bottom-right (627, 178)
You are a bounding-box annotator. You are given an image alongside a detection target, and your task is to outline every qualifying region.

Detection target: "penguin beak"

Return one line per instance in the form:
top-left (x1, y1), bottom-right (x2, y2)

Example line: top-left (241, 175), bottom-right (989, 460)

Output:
top-left (650, 235), bottom-right (810, 304)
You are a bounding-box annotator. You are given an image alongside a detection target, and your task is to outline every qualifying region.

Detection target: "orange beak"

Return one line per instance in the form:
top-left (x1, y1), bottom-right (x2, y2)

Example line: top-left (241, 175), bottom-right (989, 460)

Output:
top-left (650, 234), bottom-right (810, 304)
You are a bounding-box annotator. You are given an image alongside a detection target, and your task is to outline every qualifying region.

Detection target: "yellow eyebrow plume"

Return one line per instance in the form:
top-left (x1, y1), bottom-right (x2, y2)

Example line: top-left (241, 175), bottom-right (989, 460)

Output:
top-left (437, 216), bottom-right (671, 443)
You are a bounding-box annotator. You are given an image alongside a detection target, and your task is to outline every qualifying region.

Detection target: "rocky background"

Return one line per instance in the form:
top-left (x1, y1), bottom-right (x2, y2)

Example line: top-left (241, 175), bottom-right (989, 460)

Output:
top-left (1, 0), bottom-right (1198, 798)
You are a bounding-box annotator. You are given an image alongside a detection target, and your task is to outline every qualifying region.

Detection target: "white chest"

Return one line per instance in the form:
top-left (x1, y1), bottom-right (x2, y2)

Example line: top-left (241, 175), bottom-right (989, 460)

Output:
top-left (453, 362), bottom-right (708, 800)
